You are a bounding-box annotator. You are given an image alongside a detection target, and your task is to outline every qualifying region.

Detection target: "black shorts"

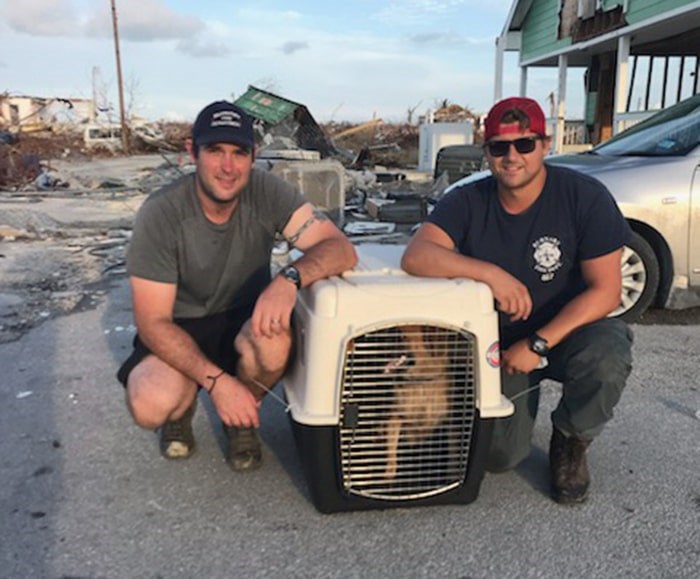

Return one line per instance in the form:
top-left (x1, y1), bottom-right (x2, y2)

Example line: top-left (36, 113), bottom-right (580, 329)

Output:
top-left (116, 304), bottom-right (255, 387)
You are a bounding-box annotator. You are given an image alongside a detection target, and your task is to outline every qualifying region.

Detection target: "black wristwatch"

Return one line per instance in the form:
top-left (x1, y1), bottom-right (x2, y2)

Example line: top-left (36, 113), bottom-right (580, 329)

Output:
top-left (280, 265), bottom-right (302, 290)
top-left (528, 333), bottom-right (550, 356)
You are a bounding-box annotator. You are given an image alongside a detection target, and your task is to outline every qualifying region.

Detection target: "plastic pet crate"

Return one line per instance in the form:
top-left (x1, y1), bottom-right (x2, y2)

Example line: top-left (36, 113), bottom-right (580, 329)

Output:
top-left (283, 244), bottom-right (513, 513)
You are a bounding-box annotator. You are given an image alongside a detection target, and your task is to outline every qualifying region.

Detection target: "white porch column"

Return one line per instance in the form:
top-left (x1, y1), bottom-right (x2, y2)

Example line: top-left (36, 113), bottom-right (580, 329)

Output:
top-left (614, 34), bottom-right (631, 135)
top-left (555, 54), bottom-right (568, 154)
top-left (494, 35), bottom-right (505, 102)
top-left (519, 66), bottom-right (528, 97)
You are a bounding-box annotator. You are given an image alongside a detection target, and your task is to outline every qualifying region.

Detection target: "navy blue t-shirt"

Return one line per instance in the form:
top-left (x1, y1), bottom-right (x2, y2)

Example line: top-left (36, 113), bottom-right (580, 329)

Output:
top-left (427, 165), bottom-right (631, 347)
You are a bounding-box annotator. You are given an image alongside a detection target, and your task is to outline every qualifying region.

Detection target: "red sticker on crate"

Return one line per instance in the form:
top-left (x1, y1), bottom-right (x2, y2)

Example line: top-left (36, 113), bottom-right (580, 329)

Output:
top-left (486, 342), bottom-right (500, 368)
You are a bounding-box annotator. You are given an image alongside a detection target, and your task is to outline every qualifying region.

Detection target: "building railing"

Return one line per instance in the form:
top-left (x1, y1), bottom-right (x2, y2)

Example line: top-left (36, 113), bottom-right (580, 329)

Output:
top-left (613, 110), bottom-right (656, 133)
top-left (545, 110), bottom-right (658, 153)
top-left (546, 118), bottom-right (592, 153)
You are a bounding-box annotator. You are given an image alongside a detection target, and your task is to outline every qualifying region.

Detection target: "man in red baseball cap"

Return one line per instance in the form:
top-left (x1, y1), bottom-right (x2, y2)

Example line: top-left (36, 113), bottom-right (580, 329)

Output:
top-left (402, 96), bottom-right (633, 504)
top-left (483, 96), bottom-right (548, 141)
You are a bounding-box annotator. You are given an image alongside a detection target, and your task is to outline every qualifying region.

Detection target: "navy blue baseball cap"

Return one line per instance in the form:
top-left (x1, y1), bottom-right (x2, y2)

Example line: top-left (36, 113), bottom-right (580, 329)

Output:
top-left (192, 101), bottom-right (255, 149)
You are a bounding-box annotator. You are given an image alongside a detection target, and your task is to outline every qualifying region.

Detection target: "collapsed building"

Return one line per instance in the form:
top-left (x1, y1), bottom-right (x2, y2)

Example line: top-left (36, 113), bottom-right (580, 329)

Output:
top-left (0, 88), bottom-right (486, 342)
top-left (1, 87), bottom-right (485, 242)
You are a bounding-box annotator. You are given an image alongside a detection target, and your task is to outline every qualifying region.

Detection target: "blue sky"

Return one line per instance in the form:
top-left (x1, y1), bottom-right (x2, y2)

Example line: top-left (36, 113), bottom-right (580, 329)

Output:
top-left (0, 0), bottom-right (581, 123)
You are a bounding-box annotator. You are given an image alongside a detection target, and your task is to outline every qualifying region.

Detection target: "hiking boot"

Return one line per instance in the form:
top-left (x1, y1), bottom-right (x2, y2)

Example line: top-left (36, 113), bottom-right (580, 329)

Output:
top-left (549, 427), bottom-right (591, 504)
top-left (159, 400), bottom-right (196, 459)
top-left (225, 426), bottom-right (262, 472)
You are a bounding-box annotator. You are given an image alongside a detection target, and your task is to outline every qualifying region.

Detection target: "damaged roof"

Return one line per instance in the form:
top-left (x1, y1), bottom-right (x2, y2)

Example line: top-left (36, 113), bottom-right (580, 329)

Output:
top-left (235, 86), bottom-right (300, 125)
top-left (234, 85), bottom-right (336, 158)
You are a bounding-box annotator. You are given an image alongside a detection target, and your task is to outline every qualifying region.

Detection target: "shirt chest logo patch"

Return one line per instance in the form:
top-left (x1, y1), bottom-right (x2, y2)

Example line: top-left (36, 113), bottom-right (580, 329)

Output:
top-left (532, 236), bottom-right (562, 282)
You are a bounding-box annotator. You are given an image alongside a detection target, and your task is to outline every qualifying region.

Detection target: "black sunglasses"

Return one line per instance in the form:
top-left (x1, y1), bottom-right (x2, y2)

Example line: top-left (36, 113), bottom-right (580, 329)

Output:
top-left (485, 136), bottom-right (542, 157)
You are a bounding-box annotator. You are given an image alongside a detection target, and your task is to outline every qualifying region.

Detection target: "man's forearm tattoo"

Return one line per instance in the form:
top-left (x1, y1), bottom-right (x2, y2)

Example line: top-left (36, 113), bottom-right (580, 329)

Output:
top-left (286, 209), bottom-right (329, 246)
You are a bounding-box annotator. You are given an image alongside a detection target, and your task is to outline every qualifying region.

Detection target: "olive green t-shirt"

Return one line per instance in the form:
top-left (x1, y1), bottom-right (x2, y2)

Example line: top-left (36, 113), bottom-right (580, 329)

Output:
top-left (127, 169), bottom-right (304, 318)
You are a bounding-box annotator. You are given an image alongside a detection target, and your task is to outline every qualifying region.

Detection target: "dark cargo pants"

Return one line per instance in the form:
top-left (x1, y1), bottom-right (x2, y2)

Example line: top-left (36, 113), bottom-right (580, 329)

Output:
top-left (487, 318), bottom-right (633, 471)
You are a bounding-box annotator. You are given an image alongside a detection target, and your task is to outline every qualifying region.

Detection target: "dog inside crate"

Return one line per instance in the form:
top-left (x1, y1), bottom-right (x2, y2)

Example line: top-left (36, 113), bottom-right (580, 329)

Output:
top-left (339, 323), bottom-right (478, 500)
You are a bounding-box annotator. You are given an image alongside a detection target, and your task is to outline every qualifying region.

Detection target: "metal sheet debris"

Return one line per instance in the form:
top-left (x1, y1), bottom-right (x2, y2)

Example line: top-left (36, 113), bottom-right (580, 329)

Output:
top-left (343, 222), bottom-right (396, 235)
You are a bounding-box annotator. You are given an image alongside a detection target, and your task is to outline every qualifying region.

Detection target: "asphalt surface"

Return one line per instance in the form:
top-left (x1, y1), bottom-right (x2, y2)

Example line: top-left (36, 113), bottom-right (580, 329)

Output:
top-left (1, 273), bottom-right (699, 579)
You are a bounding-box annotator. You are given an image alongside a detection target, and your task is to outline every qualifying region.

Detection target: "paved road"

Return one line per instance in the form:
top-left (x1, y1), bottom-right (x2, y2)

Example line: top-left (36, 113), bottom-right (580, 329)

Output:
top-left (1, 276), bottom-right (698, 578)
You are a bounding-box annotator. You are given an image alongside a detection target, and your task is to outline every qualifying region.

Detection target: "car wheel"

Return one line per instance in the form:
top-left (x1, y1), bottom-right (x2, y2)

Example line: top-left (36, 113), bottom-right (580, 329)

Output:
top-left (610, 231), bottom-right (660, 322)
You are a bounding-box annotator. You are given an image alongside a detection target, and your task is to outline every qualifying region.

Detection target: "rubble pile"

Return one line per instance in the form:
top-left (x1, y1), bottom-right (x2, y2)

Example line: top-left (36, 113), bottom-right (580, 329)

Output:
top-left (0, 124), bottom-right (191, 190)
top-left (324, 121), bottom-right (420, 169)
top-left (0, 89), bottom-right (489, 341)
top-left (156, 121), bottom-right (190, 151)
top-left (1, 132), bottom-right (75, 189)
top-left (432, 103), bottom-right (481, 129)
top-left (0, 157), bottom-right (157, 342)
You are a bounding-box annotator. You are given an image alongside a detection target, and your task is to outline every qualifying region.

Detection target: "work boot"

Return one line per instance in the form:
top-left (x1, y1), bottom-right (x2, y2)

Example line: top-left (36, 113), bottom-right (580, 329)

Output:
top-left (225, 426), bottom-right (262, 472)
top-left (549, 427), bottom-right (591, 504)
top-left (159, 400), bottom-right (196, 459)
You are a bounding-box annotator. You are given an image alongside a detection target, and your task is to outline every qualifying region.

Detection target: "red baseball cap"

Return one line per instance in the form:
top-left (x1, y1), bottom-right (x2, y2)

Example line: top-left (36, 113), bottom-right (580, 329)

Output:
top-left (484, 97), bottom-right (547, 141)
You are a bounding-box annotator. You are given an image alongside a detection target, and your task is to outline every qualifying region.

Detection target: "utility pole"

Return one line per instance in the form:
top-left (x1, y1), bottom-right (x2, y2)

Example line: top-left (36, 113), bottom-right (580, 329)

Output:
top-left (91, 66), bottom-right (99, 123)
top-left (110, 0), bottom-right (129, 154)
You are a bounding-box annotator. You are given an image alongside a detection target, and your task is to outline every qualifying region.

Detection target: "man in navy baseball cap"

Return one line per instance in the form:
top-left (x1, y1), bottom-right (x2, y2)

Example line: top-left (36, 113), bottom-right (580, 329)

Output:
top-left (191, 101), bottom-right (255, 150)
top-left (118, 98), bottom-right (357, 476)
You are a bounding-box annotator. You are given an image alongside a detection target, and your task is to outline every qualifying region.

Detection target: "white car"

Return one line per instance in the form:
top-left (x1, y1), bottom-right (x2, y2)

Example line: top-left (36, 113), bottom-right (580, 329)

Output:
top-left (547, 93), bottom-right (700, 321)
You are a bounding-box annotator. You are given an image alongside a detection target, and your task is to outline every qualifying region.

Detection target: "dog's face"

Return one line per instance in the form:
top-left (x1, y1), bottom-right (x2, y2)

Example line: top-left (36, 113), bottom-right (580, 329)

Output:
top-left (399, 325), bottom-right (450, 379)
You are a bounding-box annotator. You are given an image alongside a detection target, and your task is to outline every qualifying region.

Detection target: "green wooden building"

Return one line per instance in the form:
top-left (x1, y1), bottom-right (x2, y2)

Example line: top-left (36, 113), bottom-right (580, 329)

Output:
top-left (495, 0), bottom-right (700, 149)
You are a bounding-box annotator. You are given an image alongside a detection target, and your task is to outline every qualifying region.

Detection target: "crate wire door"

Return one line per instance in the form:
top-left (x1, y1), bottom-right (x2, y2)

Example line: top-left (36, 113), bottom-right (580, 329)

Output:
top-left (339, 323), bottom-right (478, 501)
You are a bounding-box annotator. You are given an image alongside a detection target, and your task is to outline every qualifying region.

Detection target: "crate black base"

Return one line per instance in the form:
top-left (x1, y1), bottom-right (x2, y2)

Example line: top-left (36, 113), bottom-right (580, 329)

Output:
top-left (289, 413), bottom-right (494, 514)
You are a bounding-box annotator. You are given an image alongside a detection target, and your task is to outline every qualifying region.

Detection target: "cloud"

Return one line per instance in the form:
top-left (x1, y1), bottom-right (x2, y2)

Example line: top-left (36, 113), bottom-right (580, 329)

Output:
top-left (373, 0), bottom-right (468, 24)
top-left (85, 0), bottom-right (203, 41)
top-left (238, 8), bottom-right (303, 23)
top-left (408, 31), bottom-right (490, 47)
top-left (176, 37), bottom-right (231, 58)
top-left (280, 41), bottom-right (309, 55)
top-left (1, 0), bottom-right (79, 36)
top-left (1, 0), bottom-right (204, 40)
top-left (372, 0), bottom-right (513, 26)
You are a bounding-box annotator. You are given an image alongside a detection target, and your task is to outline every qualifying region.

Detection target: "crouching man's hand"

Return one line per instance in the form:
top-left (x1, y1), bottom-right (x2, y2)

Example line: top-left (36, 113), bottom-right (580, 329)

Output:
top-left (501, 339), bottom-right (543, 375)
top-left (209, 373), bottom-right (261, 428)
top-left (250, 276), bottom-right (297, 339)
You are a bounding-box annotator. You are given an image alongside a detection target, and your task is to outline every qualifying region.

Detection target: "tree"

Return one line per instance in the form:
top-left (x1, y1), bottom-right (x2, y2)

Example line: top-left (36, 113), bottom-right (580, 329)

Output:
top-left (406, 100), bottom-right (422, 124)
